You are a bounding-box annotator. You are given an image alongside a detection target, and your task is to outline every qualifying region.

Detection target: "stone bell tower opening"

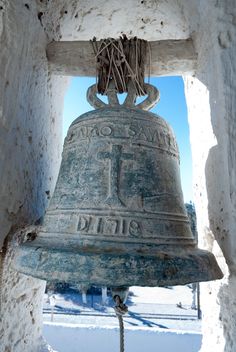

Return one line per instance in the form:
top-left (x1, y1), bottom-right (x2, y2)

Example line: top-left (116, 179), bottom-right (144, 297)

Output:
top-left (1, 1), bottom-right (234, 351)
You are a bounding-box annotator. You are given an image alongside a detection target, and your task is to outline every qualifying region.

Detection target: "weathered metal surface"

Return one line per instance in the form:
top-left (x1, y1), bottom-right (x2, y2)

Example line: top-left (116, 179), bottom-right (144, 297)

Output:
top-left (14, 86), bottom-right (223, 287)
top-left (15, 240), bottom-right (222, 287)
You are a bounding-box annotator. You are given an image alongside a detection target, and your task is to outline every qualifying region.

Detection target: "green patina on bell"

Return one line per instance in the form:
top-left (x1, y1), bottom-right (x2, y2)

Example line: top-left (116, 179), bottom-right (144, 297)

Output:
top-left (14, 83), bottom-right (223, 287)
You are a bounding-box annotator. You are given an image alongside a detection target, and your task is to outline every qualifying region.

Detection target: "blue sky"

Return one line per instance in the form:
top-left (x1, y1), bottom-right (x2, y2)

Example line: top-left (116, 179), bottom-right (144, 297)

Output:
top-left (63, 76), bottom-right (193, 202)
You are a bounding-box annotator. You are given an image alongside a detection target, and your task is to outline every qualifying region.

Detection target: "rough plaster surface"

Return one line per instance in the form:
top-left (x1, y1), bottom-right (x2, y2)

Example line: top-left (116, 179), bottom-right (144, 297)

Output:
top-left (0, 1), bottom-right (67, 249)
top-left (184, 1), bottom-right (236, 350)
top-left (0, 1), bottom-right (67, 351)
top-left (0, 228), bottom-right (47, 352)
top-left (37, 0), bottom-right (190, 41)
top-left (0, 0), bottom-right (236, 351)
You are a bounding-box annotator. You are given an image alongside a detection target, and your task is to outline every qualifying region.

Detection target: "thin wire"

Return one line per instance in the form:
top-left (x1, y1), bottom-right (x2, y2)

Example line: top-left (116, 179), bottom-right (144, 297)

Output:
top-left (90, 39), bottom-right (98, 89)
top-left (147, 41), bottom-right (151, 84)
top-left (109, 40), bottom-right (145, 96)
top-left (91, 37), bottom-right (147, 96)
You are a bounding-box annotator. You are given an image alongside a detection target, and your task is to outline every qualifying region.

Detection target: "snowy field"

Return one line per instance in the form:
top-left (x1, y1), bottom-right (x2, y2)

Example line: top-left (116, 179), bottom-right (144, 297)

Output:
top-left (43, 285), bottom-right (202, 352)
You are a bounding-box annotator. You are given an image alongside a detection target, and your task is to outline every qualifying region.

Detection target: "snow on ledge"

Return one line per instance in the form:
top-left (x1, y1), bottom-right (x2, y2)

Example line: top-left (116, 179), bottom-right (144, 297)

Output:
top-left (43, 322), bottom-right (202, 352)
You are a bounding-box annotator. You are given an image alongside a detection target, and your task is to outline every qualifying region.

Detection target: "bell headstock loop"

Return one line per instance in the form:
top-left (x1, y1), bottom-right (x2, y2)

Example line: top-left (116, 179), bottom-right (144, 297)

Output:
top-left (87, 83), bottom-right (160, 111)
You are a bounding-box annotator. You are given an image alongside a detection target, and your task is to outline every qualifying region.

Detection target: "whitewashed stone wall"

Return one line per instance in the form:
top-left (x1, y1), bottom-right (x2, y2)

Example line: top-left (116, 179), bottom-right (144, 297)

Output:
top-left (37, 0), bottom-right (190, 41)
top-left (184, 1), bottom-right (236, 351)
top-left (0, 0), bottom-right (236, 351)
top-left (0, 1), bottom-right (67, 351)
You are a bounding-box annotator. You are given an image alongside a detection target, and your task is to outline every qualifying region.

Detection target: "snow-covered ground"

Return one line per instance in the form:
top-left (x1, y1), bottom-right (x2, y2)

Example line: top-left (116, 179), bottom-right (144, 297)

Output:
top-left (43, 285), bottom-right (202, 352)
top-left (43, 323), bottom-right (202, 352)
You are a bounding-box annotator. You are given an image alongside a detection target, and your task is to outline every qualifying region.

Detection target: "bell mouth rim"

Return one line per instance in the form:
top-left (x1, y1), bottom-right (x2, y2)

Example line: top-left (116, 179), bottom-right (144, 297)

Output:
top-left (14, 240), bottom-right (223, 288)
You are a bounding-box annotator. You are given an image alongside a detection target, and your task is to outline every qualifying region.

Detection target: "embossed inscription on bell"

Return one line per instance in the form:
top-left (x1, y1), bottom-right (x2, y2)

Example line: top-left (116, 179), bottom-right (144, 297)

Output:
top-left (46, 115), bottom-right (189, 242)
top-left (14, 84), bottom-right (223, 287)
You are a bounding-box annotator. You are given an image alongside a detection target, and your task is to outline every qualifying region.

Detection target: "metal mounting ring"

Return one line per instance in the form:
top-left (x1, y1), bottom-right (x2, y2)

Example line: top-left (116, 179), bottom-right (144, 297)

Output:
top-left (87, 83), bottom-right (160, 111)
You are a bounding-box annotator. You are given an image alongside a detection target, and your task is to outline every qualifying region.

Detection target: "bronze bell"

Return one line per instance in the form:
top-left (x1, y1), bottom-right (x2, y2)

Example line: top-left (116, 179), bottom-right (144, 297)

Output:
top-left (14, 83), bottom-right (223, 287)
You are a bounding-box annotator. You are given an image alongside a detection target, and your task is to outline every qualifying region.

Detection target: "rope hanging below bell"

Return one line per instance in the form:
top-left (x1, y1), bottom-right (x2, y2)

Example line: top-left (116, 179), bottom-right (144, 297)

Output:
top-left (90, 36), bottom-right (149, 96)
